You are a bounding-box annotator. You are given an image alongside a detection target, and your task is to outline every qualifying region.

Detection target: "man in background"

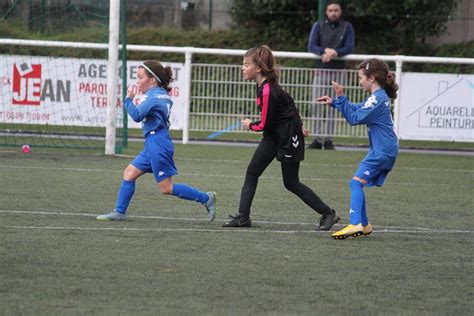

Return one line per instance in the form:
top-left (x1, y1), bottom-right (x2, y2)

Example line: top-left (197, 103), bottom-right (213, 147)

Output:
top-left (307, 1), bottom-right (355, 150)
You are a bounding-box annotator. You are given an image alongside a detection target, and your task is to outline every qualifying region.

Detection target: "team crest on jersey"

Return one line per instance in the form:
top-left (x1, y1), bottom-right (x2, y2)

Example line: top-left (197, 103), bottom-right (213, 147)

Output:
top-left (363, 95), bottom-right (377, 109)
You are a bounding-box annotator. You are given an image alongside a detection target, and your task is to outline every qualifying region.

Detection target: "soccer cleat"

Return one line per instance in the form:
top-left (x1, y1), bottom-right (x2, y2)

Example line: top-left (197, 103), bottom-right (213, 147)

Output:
top-left (318, 210), bottom-right (341, 231)
top-left (362, 223), bottom-right (373, 236)
top-left (222, 213), bottom-right (251, 228)
top-left (96, 210), bottom-right (127, 221)
top-left (204, 191), bottom-right (217, 221)
top-left (332, 223), bottom-right (364, 239)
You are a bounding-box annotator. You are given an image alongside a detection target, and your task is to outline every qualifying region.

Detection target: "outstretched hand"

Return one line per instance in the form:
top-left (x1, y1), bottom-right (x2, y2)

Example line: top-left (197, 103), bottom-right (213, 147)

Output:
top-left (317, 80), bottom-right (344, 105)
top-left (331, 81), bottom-right (344, 97)
top-left (316, 96), bottom-right (333, 105)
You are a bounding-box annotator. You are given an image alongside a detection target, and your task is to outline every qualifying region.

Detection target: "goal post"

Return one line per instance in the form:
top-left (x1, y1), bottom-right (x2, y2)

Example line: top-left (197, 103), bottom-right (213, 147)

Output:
top-left (105, 0), bottom-right (120, 155)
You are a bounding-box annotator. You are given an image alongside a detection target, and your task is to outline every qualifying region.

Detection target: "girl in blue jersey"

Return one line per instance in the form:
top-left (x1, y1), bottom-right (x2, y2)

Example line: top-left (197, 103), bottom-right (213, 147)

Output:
top-left (317, 58), bottom-right (399, 239)
top-left (223, 45), bottom-right (340, 230)
top-left (97, 60), bottom-right (216, 221)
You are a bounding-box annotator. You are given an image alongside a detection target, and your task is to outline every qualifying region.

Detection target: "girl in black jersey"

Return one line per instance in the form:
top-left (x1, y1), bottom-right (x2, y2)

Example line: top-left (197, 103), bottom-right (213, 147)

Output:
top-left (223, 45), bottom-right (340, 230)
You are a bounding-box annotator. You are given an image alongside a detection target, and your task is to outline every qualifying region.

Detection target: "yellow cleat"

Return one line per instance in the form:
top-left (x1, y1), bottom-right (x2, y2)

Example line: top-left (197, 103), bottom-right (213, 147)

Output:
top-left (362, 223), bottom-right (373, 236)
top-left (332, 223), bottom-right (364, 240)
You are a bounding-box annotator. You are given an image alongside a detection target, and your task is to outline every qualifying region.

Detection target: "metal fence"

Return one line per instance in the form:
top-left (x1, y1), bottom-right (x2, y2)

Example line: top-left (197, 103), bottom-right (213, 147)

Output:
top-left (190, 64), bottom-right (369, 138)
top-left (1, 39), bottom-right (473, 147)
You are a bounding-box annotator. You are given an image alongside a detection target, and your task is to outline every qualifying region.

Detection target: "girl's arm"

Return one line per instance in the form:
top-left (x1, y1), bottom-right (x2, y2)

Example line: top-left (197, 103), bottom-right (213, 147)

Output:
top-left (317, 81), bottom-right (379, 126)
top-left (332, 95), bottom-right (380, 126)
top-left (123, 93), bottom-right (154, 123)
top-left (248, 84), bottom-right (275, 132)
top-left (123, 97), bottom-right (141, 122)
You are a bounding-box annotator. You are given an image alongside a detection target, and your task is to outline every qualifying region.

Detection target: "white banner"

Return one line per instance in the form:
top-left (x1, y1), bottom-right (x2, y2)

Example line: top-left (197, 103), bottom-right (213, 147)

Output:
top-left (0, 55), bottom-right (185, 130)
top-left (398, 72), bottom-right (474, 142)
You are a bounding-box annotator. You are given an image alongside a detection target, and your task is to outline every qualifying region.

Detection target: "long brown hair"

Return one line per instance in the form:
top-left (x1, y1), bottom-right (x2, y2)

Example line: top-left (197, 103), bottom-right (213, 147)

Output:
top-left (358, 59), bottom-right (398, 99)
top-left (244, 45), bottom-right (279, 84)
top-left (140, 60), bottom-right (173, 92)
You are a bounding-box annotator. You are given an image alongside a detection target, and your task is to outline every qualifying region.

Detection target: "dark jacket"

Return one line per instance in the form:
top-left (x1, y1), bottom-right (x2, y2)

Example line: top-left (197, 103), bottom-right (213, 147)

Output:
top-left (308, 20), bottom-right (355, 69)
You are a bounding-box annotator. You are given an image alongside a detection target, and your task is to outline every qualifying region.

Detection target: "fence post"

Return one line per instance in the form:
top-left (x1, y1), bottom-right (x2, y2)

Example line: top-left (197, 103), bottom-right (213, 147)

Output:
top-left (393, 57), bottom-right (403, 139)
top-left (182, 49), bottom-right (193, 144)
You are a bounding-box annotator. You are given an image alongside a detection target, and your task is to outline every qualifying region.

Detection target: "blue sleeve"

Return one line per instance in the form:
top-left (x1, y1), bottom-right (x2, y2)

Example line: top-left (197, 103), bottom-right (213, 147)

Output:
top-left (332, 95), bottom-right (380, 126)
top-left (123, 97), bottom-right (140, 122)
top-left (124, 96), bottom-right (154, 123)
top-left (308, 22), bottom-right (325, 55)
top-left (335, 23), bottom-right (355, 57)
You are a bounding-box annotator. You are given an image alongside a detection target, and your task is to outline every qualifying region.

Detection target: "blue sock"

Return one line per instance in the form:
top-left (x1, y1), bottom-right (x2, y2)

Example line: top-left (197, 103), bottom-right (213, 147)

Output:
top-left (349, 179), bottom-right (365, 225)
top-left (361, 193), bottom-right (368, 226)
top-left (172, 183), bottom-right (208, 204)
top-left (115, 180), bottom-right (136, 213)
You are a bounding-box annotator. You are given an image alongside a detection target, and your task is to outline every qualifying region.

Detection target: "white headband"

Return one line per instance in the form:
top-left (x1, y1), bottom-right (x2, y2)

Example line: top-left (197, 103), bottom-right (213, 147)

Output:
top-left (141, 63), bottom-right (162, 84)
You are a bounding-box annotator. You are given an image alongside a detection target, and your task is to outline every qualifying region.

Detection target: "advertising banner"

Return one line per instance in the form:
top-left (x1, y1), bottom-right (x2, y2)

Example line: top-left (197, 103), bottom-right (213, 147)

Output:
top-left (398, 72), bottom-right (474, 142)
top-left (0, 55), bottom-right (185, 130)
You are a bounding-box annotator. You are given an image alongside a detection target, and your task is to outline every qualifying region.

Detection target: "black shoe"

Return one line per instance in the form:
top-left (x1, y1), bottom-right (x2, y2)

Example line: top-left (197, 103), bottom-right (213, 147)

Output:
top-left (318, 210), bottom-right (340, 231)
top-left (323, 140), bottom-right (335, 150)
top-left (223, 213), bottom-right (252, 227)
top-left (307, 139), bottom-right (323, 149)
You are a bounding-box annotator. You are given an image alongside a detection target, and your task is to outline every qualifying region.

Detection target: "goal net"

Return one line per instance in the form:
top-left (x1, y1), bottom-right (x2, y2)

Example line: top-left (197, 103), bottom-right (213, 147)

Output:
top-left (0, 0), bottom-right (126, 152)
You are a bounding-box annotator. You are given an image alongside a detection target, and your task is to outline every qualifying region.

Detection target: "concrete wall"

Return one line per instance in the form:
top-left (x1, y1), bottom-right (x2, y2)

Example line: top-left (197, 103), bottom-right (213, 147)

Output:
top-left (126, 0), bottom-right (233, 30)
top-left (426, 0), bottom-right (474, 46)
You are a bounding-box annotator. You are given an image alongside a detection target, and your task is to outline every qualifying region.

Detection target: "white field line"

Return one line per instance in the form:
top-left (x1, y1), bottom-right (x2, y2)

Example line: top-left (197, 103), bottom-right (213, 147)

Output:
top-left (1, 153), bottom-right (474, 174)
top-left (2, 157), bottom-right (474, 174)
top-left (1, 209), bottom-right (472, 234)
top-left (1, 225), bottom-right (473, 235)
top-left (1, 164), bottom-right (472, 185)
top-left (0, 225), bottom-right (324, 234)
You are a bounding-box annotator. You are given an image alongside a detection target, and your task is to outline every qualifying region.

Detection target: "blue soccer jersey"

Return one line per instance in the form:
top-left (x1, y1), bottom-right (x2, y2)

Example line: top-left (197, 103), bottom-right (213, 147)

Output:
top-left (124, 87), bottom-right (177, 182)
top-left (123, 87), bottom-right (172, 136)
top-left (332, 88), bottom-right (399, 175)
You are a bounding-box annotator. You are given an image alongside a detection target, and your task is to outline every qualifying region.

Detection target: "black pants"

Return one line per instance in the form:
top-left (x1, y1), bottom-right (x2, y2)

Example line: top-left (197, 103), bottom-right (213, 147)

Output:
top-left (238, 141), bottom-right (333, 219)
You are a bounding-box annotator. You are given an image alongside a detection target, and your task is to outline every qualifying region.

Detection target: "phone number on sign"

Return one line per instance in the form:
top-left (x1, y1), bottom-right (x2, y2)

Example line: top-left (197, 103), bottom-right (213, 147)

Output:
top-left (0, 111), bottom-right (51, 121)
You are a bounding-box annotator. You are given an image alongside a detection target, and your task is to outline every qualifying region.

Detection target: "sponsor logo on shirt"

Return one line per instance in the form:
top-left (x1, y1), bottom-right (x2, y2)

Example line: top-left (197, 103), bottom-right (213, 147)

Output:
top-left (156, 94), bottom-right (171, 99)
top-left (292, 135), bottom-right (299, 148)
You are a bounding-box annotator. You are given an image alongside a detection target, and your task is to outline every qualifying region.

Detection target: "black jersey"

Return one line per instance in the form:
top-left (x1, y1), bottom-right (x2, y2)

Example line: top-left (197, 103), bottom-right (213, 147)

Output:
top-left (249, 80), bottom-right (302, 132)
top-left (249, 80), bottom-right (304, 162)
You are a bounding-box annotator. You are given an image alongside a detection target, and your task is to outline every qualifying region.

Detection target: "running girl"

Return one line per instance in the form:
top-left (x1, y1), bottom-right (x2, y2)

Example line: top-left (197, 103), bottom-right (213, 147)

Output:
top-left (97, 60), bottom-right (216, 221)
top-left (223, 45), bottom-right (339, 230)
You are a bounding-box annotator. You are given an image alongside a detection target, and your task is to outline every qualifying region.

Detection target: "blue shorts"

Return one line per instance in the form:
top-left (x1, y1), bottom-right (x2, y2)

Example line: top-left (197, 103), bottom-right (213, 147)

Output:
top-left (354, 163), bottom-right (391, 187)
top-left (131, 130), bottom-right (178, 183)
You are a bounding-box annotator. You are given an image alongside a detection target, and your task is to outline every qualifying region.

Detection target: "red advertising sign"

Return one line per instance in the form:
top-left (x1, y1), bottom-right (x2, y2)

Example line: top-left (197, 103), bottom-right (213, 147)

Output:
top-left (12, 63), bottom-right (42, 106)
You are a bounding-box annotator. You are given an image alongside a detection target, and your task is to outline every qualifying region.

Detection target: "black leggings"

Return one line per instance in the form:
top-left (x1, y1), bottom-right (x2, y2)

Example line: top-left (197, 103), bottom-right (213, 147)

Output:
top-left (238, 148), bottom-right (333, 218)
